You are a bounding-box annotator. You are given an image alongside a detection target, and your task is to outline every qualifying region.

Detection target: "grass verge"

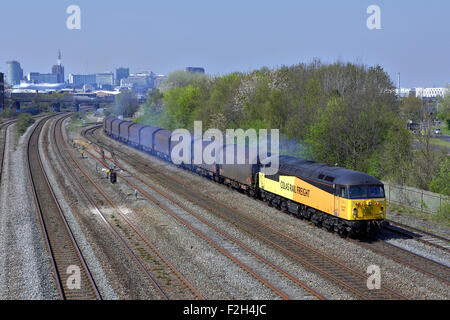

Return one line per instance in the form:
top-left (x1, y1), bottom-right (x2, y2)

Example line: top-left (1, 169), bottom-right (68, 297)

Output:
top-left (17, 113), bottom-right (35, 136)
top-left (388, 202), bottom-right (450, 229)
top-left (430, 138), bottom-right (450, 149)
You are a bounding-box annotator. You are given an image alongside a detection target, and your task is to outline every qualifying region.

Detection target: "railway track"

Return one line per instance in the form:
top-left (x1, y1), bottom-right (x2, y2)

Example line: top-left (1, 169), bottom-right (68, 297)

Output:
top-left (86, 127), bottom-right (450, 292)
top-left (82, 125), bottom-right (407, 300)
top-left (385, 220), bottom-right (450, 253)
top-left (27, 115), bottom-right (101, 300)
top-left (54, 114), bottom-right (203, 300)
top-left (348, 237), bottom-right (450, 285)
top-left (81, 126), bottom-right (328, 300)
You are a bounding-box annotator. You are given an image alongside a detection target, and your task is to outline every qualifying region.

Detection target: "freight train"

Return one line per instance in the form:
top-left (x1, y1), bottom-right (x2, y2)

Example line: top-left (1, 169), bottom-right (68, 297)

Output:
top-left (103, 116), bottom-right (387, 237)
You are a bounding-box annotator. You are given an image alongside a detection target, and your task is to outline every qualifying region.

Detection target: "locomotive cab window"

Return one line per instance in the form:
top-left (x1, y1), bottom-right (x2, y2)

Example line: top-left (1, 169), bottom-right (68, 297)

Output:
top-left (368, 185), bottom-right (385, 198)
top-left (348, 186), bottom-right (367, 199)
top-left (348, 185), bottom-right (385, 199)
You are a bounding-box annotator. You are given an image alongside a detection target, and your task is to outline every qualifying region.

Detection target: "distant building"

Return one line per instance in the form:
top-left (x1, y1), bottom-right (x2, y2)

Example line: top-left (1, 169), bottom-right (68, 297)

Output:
top-left (0, 72), bottom-right (4, 109)
top-left (121, 73), bottom-right (151, 87)
top-left (23, 51), bottom-right (64, 85)
top-left (395, 88), bottom-right (412, 98)
top-left (11, 82), bottom-right (66, 92)
top-left (99, 84), bottom-right (114, 91)
top-left (396, 87), bottom-right (449, 100)
top-left (27, 72), bottom-right (58, 84)
top-left (52, 65), bottom-right (65, 83)
top-left (96, 72), bottom-right (114, 87)
top-left (69, 74), bottom-right (97, 87)
top-left (6, 61), bottom-right (23, 85)
top-left (51, 50), bottom-right (65, 83)
top-left (120, 72), bottom-right (154, 94)
top-left (415, 87), bottom-right (448, 99)
top-left (186, 67), bottom-right (205, 74)
top-left (115, 67), bottom-right (130, 86)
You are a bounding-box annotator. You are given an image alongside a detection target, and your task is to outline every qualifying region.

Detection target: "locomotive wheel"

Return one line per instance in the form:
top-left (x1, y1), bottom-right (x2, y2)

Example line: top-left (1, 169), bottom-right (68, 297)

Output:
top-left (280, 201), bottom-right (288, 213)
top-left (338, 228), bottom-right (347, 238)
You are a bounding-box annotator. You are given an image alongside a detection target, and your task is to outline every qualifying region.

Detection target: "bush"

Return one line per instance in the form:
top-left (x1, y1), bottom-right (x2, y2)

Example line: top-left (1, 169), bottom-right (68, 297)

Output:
top-left (17, 113), bottom-right (35, 136)
top-left (71, 113), bottom-right (82, 121)
top-left (436, 202), bottom-right (450, 224)
top-left (429, 157), bottom-right (450, 196)
top-left (112, 90), bottom-right (139, 118)
top-left (0, 108), bottom-right (13, 119)
top-left (441, 202), bottom-right (450, 215)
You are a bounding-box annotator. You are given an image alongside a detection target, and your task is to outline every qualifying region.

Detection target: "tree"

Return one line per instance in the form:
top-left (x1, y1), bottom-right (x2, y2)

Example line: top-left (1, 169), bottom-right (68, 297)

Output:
top-left (159, 70), bottom-right (207, 92)
top-left (376, 120), bottom-right (413, 185)
top-left (306, 96), bottom-right (397, 172)
top-left (149, 61), bottom-right (400, 178)
top-left (400, 95), bottom-right (425, 123)
top-left (429, 157), bottom-right (450, 196)
top-left (136, 89), bottom-right (165, 125)
top-left (195, 73), bottom-right (241, 130)
top-left (162, 85), bottom-right (202, 130)
top-left (437, 87), bottom-right (450, 128)
top-left (410, 133), bottom-right (443, 190)
top-left (113, 90), bottom-right (139, 118)
top-left (263, 88), bottom-right (290, 131)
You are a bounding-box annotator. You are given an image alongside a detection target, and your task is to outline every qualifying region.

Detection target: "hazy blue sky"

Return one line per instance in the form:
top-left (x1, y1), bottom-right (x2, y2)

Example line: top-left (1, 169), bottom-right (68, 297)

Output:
top-left (1, 0), bottom-right (449, 88)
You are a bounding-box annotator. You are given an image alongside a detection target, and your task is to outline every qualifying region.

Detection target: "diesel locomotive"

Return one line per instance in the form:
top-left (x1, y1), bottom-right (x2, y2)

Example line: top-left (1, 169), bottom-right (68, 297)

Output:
top-left (103, 116), bottom-right (386, 237)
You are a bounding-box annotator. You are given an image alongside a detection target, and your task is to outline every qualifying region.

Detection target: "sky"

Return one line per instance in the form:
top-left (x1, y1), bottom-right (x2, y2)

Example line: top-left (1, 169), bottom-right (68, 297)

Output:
top-left (0, 0), bottom-right (449, 88)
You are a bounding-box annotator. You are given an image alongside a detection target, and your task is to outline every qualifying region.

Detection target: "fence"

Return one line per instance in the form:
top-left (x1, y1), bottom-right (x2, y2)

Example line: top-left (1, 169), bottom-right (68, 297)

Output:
top-left (383, 181), bottom-right (449, 214)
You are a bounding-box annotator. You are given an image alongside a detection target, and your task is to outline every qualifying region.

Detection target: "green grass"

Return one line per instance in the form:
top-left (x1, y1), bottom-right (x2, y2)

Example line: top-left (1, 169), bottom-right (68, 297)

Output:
top-left (68, 113), bottom-right (88, 131)
top-left (439, 125), bottom-right (450, 136)
top-left (388, 202), bottom-right (450, 228)
top-left (430, 138), bottom-right (450, 149)
top-left (17, 113), bottom-right (35, 136)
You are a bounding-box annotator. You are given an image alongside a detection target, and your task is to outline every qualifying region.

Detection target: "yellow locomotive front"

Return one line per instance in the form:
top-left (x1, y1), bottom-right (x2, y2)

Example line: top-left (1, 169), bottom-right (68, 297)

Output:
top-left (337, 185), bottom-right (386, 221)
top-left (350, 199), bottom-right (386, 220)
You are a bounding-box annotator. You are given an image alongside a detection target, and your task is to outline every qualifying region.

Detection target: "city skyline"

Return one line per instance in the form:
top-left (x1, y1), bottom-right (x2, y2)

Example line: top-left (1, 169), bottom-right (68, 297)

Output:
top-left (2, 51), bottom-right (162, 85)
top-left (5, 52), bottom-right (448, 90)
top-left (0, 1), bottom-right (449, 88)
